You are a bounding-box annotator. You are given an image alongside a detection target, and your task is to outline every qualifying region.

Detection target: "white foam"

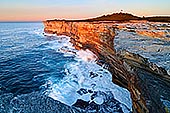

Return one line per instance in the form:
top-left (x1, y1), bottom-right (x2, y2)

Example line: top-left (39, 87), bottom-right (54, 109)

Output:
top-left (44, 36), bottom-right (77, 56)
top-left (79, 93), bottom-right (91, 102)
top-left (47, 60), bottom-right (132, 111)
top-left (43, 32), bottom-right (57, 37)
top-left (48, 81), bottom-right (80, 105)
top-left (43, 35), bottom-right (132, 111)
top-left (76, 49), bottom-right (97, 62)
top-left (93, 96), bottom-right (104, 105)
top-left (33, 29), bottom-right (44, 36)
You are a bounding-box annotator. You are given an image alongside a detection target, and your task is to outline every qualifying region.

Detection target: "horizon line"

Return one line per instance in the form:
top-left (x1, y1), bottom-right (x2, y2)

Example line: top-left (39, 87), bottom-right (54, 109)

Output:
top-left (0, 21), bottom-right (42, 23)
top-left (0, 12), bottom-right (170, 22)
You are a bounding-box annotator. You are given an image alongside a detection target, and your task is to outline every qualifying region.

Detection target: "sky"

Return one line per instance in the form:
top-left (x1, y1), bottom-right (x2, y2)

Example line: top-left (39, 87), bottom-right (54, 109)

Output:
top-left (0, 0), bottom-right (170, 21)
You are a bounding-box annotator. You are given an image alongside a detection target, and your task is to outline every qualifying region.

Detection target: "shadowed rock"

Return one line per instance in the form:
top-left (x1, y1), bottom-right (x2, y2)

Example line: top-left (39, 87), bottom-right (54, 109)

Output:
top-left (43, 20), bottom-right (170, 113)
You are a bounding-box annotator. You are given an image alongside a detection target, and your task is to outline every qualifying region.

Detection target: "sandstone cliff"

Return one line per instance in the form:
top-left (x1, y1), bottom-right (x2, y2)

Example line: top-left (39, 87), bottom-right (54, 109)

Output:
top-left (43, 20), bottom-right (170, 113)
top-left (115, 21), bottom-right (170, 40)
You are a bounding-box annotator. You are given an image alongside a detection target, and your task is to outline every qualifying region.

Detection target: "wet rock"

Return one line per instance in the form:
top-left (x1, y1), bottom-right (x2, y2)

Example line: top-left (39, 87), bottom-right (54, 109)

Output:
top-left (73, 99), bottom-right (90, 110)
top-left (73, 91), bottom-right (128, 113)
top-left (77, 88), bottom-right (88, 95)
top-left (89, 72), bottom-right (99, 78)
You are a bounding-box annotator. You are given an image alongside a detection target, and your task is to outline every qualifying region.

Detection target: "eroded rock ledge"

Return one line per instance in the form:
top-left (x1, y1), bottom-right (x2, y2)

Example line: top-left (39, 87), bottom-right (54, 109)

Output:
top-left (43, 20), bottom-right (170, 113)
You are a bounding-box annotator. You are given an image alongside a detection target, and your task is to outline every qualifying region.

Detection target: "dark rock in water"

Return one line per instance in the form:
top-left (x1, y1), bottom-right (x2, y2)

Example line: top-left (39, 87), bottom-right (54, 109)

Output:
top-left (73, 91), bottom-right (128, 113)
top-left (77, 88), bottom-right (88, 95)
top-left (89, 72), bottom-right (99, 78)
top-left (73, 99), bottom-right (90, 110)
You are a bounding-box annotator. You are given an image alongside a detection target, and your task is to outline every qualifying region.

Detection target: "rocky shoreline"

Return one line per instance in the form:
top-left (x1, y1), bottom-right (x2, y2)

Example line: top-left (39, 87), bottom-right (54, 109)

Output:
top-left (43, 20), bottom-right (170, 113)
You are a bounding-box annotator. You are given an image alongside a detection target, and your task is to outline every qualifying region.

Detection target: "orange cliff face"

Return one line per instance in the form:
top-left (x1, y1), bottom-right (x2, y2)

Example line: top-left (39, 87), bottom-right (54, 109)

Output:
top-left (43, 21), bottom-right (115, 52)
top-left (136, 30), bottom-right (166, 38)
top-left (43, 20), bottom-right (170, 113)
top-left (43, 20), bottom-right (129, 88)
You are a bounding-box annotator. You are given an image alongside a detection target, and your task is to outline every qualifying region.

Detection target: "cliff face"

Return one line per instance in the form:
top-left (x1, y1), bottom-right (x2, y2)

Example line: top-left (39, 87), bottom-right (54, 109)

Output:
top-left (115, 21), bottom-right (170, 40)
top-left (44, 21), bottom-right (128, 88)
top-left (44, 21), bottom-right (115, 51)
top-left (43, 20), bottom-right (170, 113)
top-left (136, 30), bottom-right (167, 39)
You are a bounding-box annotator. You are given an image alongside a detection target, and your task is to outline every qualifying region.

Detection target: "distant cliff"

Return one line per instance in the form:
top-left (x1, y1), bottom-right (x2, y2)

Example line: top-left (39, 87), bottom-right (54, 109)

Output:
top-left (145, 16), bottom-right (170, 22)
top-left (87, 13), bottom-right (141, 21)
top-left (49, 13), bottom-right (170, 22)
top-left (43, 20), bottom-right (170, 113)
top-left (87, 13), bottom-right (170, 22)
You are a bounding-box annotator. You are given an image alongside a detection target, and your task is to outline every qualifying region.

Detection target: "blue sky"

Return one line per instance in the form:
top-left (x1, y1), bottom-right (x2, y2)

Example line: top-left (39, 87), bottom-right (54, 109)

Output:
top-left (0, 0), bottom-right (169, 21)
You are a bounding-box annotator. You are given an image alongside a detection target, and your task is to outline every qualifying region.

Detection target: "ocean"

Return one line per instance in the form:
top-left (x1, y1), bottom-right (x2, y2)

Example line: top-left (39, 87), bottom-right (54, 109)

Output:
top-left (0, 22), bottom-right (132, 113)
top-left (0, 22), bottom-right (169, 113)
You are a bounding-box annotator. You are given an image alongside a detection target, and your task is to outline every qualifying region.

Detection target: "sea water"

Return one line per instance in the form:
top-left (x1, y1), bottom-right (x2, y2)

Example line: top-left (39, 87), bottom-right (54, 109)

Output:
top-left (0, 22), bottom-right (132, 113)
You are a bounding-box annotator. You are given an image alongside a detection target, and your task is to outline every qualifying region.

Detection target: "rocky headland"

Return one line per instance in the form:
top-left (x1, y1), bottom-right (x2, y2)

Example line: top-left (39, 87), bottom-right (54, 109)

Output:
top-left (114, 21), bottom-right (170, 40)
top-left (43, 18), bottom-right (170, 113)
